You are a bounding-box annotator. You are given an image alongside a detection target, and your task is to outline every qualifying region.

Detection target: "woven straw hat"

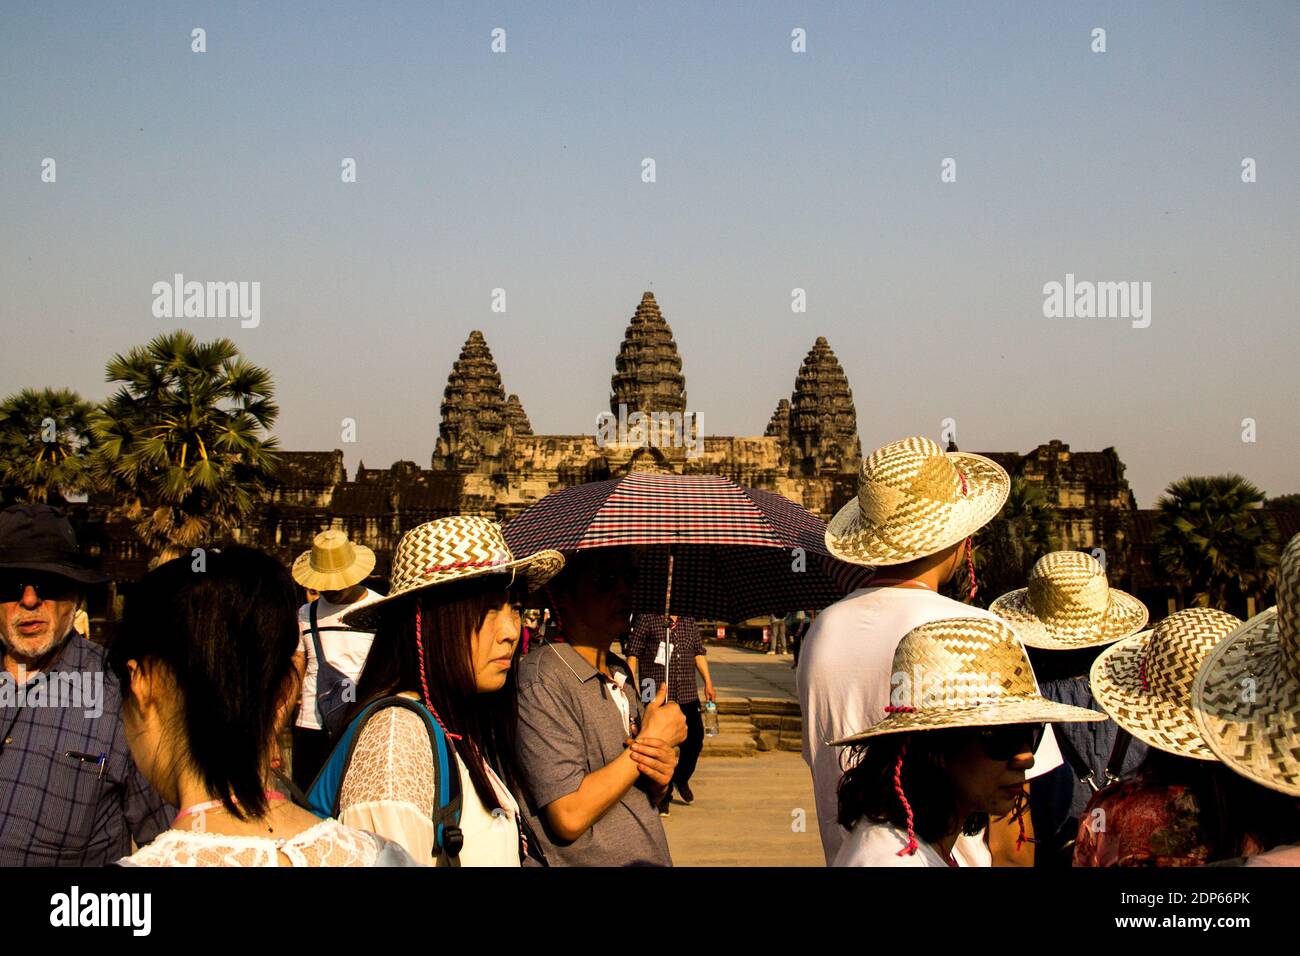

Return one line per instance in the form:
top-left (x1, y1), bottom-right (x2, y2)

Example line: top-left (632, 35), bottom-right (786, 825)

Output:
top-left (1192, 533), bottom-right (1300, 795)
top-left (991, 551), bottom-right (1149, 650)
top-left (1091, 607), bottom-right (1242, 759)
top-left (291, 530), bottom-right (376, 592)
top-left (828, 616), bottom-right (1105, 745)
top-left (341, 516), bottom-right (564, 629)
top-left (825, 436), bottom-right (1010, 567)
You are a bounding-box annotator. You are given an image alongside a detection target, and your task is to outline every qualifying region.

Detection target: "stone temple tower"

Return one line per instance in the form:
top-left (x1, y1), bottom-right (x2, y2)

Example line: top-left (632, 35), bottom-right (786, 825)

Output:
top-left (784, 336), bottom-right (861, 475)
top-left (433, 330), bottom-right (517, 470)
top-left (609, 292), bottom-right (687, 416)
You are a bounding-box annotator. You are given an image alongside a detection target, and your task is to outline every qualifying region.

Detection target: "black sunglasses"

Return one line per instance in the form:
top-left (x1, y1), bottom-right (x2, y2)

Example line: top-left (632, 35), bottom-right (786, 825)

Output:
top-left (978, 723), bottom-right (1045, 761)
top-left (0, 574), bottom-right (79, 603)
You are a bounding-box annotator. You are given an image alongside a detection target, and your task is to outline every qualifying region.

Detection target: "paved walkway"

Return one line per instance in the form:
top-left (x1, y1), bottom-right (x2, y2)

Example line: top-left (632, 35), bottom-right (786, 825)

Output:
top-left (661, 750), bottom-right (824, 866)
top-left (688, 640), bottom-right (800, 701)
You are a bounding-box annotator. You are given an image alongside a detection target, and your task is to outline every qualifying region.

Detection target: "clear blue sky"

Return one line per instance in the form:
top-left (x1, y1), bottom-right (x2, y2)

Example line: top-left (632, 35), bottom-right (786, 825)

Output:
top-left (2, 1), bottom-right (1297, 505)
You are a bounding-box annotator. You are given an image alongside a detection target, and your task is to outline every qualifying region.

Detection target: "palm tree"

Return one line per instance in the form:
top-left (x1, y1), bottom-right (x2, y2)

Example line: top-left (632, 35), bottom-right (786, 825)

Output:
top-left (90, 331), bottom-right (280, 562)
top-left (1154, 475), bottom-right (1279, 611)
top-left (0, 388), bottom-right (98, 504)
top-left (970, 477), bottom-right (1061, 605)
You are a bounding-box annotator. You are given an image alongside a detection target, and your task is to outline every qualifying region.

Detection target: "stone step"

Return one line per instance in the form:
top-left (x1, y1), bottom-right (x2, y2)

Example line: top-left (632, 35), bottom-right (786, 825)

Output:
top-left (700, 732), bottom-right (757, 757)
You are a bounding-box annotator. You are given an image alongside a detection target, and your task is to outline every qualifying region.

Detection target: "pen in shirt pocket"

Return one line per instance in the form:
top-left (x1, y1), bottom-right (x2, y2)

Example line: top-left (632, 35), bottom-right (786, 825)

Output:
top-left (65, 750), bottom-right (107, 779)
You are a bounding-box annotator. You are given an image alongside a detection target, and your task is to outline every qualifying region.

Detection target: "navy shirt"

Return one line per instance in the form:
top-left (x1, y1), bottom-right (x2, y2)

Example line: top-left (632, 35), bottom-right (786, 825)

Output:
top-left (0, 634), bottom-right (171, 865)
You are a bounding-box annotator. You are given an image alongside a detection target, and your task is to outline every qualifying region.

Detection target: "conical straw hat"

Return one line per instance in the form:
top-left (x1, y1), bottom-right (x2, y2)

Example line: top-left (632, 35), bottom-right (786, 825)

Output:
top-left (291, 529), bottom-right (376, 591)
top-left (825, 436), bottom-right (1009, 567)
top-left (341, 515), bottom-right (563, 629)
top-left (828, 616), bottom-right (1105, 745)
top-left (1091, 607), bottom-right (1242, 759)
top-left (991, 551), bottom-right (1148, 650)
top-left (1192, 533), bottom-right (1300, 796)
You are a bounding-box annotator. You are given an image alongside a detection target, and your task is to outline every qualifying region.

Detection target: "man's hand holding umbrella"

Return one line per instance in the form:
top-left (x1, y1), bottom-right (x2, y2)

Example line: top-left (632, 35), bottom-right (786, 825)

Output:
top-left (628, 682), bottom-right (686, 798)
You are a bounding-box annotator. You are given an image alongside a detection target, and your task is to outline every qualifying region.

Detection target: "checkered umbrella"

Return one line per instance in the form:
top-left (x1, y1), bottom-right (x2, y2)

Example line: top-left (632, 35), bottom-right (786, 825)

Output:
top-left (502, 472), bottom-right (874, 622)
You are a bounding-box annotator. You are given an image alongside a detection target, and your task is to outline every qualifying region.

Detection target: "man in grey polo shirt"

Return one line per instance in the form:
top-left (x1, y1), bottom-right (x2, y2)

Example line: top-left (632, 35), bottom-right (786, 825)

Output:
top-left (516, 549), bottom-right (686, 866)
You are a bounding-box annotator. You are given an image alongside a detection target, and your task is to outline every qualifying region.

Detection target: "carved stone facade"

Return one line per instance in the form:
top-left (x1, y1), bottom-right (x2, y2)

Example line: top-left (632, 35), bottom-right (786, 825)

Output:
top-left (71, 291), bottom-right (1148, 606)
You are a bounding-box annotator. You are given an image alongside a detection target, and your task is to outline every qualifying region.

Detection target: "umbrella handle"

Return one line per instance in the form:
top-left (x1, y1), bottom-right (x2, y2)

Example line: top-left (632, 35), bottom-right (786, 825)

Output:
top-left (663, 547), bottom-right (674, 702)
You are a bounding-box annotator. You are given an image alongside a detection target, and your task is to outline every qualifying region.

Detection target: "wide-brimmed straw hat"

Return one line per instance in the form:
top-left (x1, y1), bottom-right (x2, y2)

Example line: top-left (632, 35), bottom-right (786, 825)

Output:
top-left (341, 515), bottom-right (564, 630)
top-left (825, 436), bottom-right (1010, 567)
top-left (1091, 607), bottom-right (1242, 759)
top-left (1192, 533), bottom-right (1300, 796)
top-left (828, 616), bottom-right (1105, 745)
top-left (991, 551), bottom-right (1148, 650)
top-left (291, 530), bottom-right (376, 592)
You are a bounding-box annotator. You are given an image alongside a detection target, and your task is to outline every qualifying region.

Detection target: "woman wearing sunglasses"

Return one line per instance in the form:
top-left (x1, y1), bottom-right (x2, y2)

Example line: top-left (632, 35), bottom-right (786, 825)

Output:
top-left (830, 617), bottom-right (1106, 867)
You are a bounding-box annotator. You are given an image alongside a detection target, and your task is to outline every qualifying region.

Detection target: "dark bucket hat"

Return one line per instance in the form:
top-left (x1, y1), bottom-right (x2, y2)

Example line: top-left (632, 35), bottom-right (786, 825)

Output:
top-left (0, 504), bottom-right (110, 585)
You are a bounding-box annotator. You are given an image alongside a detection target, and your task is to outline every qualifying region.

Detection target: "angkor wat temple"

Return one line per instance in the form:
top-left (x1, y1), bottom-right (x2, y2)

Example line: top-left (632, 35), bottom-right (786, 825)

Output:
top-left (74, 291), bottom-right (1265, 616)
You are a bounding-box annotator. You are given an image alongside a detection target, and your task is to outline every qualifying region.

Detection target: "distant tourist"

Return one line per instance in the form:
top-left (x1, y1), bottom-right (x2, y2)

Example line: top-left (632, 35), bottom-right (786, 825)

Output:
top-left (515, 548), bottom-right (686, 865)
top-left (625, 613), bottom-right (714, 815)
top-left (799, 436), bottom-right (1063, 863)
top-left (832, 618), bottom-right (1105, 867)
top-left (989, 550), bottom-right (1150, 865)
top-left (788, 609), bottom-right (810, 668)
top-left (329, 517), bottom-right (563, 866)
top-left (767, 612), bottom-right (787, 655)
top-left (109, 547), bottom-right (414, 866)
top-left (0, 504), bottom-right (170, 866)
top-left (289, 530), bottom-right (383, 788)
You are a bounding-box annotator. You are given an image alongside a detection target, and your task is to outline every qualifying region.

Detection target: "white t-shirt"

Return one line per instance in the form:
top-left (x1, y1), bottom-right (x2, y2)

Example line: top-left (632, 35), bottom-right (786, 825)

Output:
top-left (295, 590), bottom-right (383, 730)
top-left (796, 586), bottom-right (1063, 864)
top-left (833, 821), bottom-right (992, 867)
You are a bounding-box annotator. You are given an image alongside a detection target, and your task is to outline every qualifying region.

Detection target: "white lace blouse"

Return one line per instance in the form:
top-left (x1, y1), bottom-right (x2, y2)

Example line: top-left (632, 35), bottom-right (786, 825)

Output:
top-left (118, 818), bottom-right (415, 867)
top-left (337, 704), bottom-right (523, 867)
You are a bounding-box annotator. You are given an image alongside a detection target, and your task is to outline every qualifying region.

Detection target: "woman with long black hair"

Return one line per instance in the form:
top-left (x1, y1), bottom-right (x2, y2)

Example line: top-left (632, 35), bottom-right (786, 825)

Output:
top-left (332, 516), bottom-right (563, 866)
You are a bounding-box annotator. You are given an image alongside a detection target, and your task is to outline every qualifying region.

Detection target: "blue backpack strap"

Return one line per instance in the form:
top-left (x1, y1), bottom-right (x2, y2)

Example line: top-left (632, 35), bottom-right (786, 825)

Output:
top-left (305, 695), bottom-right (463, 865)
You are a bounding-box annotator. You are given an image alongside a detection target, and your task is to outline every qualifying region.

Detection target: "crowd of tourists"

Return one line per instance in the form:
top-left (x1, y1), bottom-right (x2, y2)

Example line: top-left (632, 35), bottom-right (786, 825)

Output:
top-left (1, 435), bottom-right (1296, 867)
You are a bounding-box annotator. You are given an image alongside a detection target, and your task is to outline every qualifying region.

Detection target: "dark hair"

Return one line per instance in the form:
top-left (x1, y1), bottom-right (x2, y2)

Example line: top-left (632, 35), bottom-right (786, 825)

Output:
top-left (1139, 747), bottom-right (1300, 860)
top-left (351, 575), bottom-right (525, 813)
top-left (107, 547), bottom-right (300, 820)
top-left (837, 730), bottom-right (988, 844)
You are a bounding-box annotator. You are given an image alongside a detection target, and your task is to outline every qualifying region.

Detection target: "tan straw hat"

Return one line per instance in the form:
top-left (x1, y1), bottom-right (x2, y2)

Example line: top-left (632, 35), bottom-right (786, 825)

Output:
top-left (991, 550), bottom-right (1149, 650)
top-left (828, 616), bottom-right (1105, 745)
top-left (291, 529), bottom-right (376, 591)
top-left (1091, 607), bottom-right (1242, 759)
top-left (825, 436), bottom-right (1010, 567)
top-left (1192, 533), bottom-right (1300, 795)
top-left (341, 515), bottom-right (564, 629)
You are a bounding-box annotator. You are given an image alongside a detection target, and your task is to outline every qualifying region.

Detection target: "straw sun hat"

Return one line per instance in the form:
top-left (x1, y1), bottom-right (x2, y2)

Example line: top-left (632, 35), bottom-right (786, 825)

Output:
top-left (1090, 607), bottom-right (1242, 760)
top-left (341, 515), bottom-right (564, 630)
top-left (825, 436), bottom-right (1010, 567)
top-left (828, 616), bottom-right (1105, 746)
top-left (1192, 533), bottom-right (1300, 796)
top-left (991, 550), bottom-right (1148, 650)
top-left (291, 529), bottom-right (376, 592)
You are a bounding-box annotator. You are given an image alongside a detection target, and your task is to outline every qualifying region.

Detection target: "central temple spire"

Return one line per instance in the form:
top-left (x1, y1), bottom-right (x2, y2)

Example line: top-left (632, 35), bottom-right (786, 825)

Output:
top-left (610, 291), bottom-right (687, 416)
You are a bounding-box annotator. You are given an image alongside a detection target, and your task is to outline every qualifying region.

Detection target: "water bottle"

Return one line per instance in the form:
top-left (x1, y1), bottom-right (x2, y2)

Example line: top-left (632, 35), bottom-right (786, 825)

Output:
top-left (703, 700), bottom-right (720, 737)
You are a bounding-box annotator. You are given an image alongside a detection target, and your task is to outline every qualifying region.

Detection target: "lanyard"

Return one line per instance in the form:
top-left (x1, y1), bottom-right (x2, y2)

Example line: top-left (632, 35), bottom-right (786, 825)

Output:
top-left (173, 791), bottom-right (286, 827)
top-left (868, 578), bottom-right (934, 591)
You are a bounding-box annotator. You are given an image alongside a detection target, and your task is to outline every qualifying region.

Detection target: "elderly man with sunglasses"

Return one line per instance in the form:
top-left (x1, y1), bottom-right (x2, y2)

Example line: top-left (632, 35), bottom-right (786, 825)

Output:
top-left (0, 504), bottom-right (170, 865)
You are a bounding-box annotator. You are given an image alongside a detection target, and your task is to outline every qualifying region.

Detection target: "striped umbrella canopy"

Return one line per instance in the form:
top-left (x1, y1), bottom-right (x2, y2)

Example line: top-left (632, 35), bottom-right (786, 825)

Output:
top-left (502, 472), bottom-right (874, 622)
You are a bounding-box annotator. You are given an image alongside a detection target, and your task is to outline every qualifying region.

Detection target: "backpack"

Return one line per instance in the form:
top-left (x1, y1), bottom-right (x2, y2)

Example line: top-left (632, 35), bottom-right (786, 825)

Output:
top-left (306, 599), bottom-right (359, 738)
top-left (305, 695), bottom-right (464, 866)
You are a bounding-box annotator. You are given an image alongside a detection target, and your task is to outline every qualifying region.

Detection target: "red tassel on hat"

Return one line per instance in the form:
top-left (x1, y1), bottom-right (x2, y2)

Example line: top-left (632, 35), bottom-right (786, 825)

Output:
top-left (893, 740), bottom-right (919, 857)
top-left (414, 603), bottom-right (462, 741)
